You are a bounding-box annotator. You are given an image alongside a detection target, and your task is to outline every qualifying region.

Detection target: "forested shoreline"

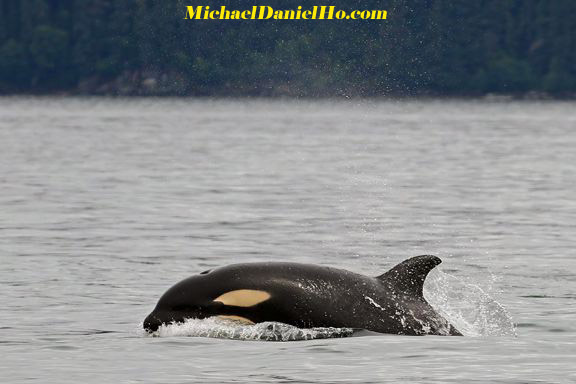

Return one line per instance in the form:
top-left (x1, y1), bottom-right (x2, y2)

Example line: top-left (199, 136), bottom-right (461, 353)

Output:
top-left (1, 0), bottom-right (575, 97)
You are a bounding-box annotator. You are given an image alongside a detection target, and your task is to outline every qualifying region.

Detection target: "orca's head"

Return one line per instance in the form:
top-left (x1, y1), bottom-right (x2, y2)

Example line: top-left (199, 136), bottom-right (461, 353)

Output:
top-left (143, 270), bottom-right (220, 332)
top-left (143, 268), bottom-right (269, 332)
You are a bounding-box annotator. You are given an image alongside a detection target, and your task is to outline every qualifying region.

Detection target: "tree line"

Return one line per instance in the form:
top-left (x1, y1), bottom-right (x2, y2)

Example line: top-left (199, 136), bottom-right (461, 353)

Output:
top-left (0, 0), bottom-right (575, 96)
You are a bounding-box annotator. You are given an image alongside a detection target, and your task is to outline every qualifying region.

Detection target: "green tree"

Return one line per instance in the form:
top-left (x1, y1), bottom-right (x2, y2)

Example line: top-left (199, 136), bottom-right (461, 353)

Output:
top-left (29, 25), bottom-right (68, 70)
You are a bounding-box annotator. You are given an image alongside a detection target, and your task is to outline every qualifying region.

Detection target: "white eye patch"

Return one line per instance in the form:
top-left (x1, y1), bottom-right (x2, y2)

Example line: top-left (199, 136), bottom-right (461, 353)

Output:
top-left (213, 289), bottom-right (271, 307)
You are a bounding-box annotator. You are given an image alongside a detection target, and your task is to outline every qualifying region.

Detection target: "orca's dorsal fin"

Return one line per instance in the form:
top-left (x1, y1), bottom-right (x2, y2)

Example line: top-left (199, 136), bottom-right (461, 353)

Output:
top-left (377, 255), bottom-right (442, 297)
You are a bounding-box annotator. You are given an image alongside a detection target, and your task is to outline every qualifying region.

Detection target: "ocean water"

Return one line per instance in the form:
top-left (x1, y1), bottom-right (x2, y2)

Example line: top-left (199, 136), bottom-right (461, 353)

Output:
top-left (1, 97), bottom-right (575, 383)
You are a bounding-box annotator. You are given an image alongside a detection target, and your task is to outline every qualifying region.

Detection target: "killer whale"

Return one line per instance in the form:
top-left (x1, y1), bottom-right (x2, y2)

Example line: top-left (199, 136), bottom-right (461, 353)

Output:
top-left (144, 255), bottom-right (462, 336)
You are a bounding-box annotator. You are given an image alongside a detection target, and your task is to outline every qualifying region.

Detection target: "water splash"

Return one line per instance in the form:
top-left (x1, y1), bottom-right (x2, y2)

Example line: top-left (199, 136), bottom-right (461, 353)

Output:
top-left (424, 270), bottom-right (517, 337)
top-left (144, 317), bottom-right (355, 341)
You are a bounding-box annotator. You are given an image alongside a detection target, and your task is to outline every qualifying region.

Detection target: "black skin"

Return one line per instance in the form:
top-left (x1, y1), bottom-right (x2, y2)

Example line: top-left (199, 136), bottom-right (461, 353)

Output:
top-left (144, 255), bottom-right (462, 336)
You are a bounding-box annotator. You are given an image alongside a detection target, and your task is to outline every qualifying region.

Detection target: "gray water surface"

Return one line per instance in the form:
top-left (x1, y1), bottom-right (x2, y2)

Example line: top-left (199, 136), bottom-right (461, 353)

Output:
top-left (1, 98), bottom-right (575, 383)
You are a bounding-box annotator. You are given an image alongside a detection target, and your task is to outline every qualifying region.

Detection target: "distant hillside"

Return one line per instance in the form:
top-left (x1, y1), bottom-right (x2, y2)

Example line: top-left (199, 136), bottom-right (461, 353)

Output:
top-left (1, 0), bottom-right (575, 96)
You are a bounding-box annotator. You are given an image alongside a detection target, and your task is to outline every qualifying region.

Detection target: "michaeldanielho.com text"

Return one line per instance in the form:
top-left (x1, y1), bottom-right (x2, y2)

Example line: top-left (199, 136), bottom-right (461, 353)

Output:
top-left (184, 6), bottom-right (388, 20)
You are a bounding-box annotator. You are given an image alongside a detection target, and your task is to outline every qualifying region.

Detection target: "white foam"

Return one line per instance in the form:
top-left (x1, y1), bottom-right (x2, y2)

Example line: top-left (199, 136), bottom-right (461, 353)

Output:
top-left (144, 317), bottom-right (355, 341)
top-left (424, 270), bottom-right (517, 337)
